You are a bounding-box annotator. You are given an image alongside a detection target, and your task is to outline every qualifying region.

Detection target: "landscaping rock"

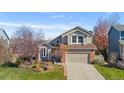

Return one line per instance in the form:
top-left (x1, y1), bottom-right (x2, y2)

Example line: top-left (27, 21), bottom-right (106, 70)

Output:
top-left (18, 61), bottom-right (31, 68)
top-left (18, 64), bottom-right (28, 68)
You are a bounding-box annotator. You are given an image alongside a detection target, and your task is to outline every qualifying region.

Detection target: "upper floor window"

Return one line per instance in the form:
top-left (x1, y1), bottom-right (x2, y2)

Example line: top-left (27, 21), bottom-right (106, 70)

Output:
top-left (121, 32), bottom-right (124, 40)
top-left (72, 36), bottom-right (77, 43)
top-left (71, 36), bottom-right (83, 44)
top-left (42, 48), bottom-right (46, 57)
top-left (78, 36), bottom-right (83, 43)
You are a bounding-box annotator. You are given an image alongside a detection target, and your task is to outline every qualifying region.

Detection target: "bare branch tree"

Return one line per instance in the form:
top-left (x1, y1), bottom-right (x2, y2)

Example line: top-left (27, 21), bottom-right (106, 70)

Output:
top-left (10, 26), bottom-right (44, 58)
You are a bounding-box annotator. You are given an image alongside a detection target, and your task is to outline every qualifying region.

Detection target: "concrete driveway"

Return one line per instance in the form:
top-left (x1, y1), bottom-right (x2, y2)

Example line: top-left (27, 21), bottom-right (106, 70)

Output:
top-left (67, 63), bottom-right (105, 80)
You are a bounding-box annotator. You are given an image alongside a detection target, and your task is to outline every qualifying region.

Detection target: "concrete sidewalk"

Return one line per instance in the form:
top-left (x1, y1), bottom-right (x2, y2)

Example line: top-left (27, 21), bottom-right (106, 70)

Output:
top-left (67, 63), bottom-right (105, 80)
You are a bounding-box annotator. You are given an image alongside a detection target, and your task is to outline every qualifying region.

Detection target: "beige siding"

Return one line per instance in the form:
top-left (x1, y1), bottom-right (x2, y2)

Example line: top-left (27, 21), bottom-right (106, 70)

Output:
top-left (120, 45), bottom-right (124, 60)
top-left (68, 35), bottom-right (71, 45)
top-left (67, 31), bottom-right (92, 45)
top-left (120, 45), bottom-right (122, 59)
top-left (86, 37), bottom-right (92, 44)
top-left (122, 46), bottom-right (124, 60)
top-left (83, 38), bottom-right (86, 45)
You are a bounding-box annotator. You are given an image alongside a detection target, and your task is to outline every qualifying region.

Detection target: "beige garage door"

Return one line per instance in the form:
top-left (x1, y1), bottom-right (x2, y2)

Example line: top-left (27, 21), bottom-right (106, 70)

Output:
top-left (66, 53), bottom-right (88, 63)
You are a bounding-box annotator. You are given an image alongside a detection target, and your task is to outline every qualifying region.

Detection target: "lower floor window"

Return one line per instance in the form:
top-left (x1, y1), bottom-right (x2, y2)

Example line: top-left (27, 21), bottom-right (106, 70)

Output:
top-left (42, 49), bottom-right (46, 57)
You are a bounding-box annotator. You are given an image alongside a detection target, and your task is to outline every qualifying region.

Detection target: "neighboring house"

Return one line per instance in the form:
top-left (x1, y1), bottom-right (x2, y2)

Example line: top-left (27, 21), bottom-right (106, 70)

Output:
top-left (0, 28), bottom-right (9, 40)
top-left (40, 26), bottom-right (97, 64)
top-left (0, 29), bottom-right (19, 63)
top-left (0, 29), bottom-right (11, 63)
top-left (108, 25), bottom-right (124, 60)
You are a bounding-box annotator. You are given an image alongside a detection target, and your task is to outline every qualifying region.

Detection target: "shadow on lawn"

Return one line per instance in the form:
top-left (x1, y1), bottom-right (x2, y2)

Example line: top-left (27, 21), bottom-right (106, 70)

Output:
top-left (101, 64), bottom-right (124, 70)
top-left (0, 62), bottom-right (18, 68)
top-left (102, 64), bottom-right (114, 68)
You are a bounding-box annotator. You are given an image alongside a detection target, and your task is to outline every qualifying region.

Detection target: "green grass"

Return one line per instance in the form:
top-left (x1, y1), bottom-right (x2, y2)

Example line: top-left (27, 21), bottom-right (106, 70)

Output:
top-left (0, 66), bottom-right (65, 80)
top-left (94, 64), bottom-right (124, 80)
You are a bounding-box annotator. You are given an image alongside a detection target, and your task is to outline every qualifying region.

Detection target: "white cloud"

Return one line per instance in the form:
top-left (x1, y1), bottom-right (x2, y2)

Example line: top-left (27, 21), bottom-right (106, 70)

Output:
top-left (48, 12), bottom-right (65, 19)
top-left (0, 21), bottom-right (93, 32)
top-left (0, 21), bottom-right (93, 39)
top-left (41, 12), bottom-right (74, 19)
top-left (47, 12), bottom-right (74, 19)
top-left (0, 22), bottom-right (71, 30)
top-left (0, 22), bottom-right (20, 27)
top-left (50, 14), bottom-right (65, 19)
top-left (0, 21), bottom-right (74, 39)
top-left (105, 12), bottom-right (113, 14)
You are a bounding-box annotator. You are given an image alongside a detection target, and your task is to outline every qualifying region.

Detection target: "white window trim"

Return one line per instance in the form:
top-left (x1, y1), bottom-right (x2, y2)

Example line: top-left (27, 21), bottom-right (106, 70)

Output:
top-left (42, 48), bottom-right (46, 57)
top-left (119, 32), bottom-right (121, 40)
top-left (78, 36), bottom-right (84, 44)
top-left (71, 35), bottom-right (84, 44)
top-left (120, 32), bottom-right (124, 40)
top-left (71, 36), bottom-right (77, 44)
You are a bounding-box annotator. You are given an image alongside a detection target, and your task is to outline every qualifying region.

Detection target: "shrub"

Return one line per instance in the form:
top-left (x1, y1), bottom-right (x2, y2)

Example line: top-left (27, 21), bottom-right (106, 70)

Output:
top-left (15, 57), bottom-right (24, 66)
top-left (92, 59), bottom-right (105, 65)
top-left (23, 56), bottom-right (31, 61)
top-left (15, 56), bottom-right (34, 66)
top-left (42, 63), bottom-right (48, 71)
top-left (34, 60), bottom-right (42, 72)
top-left (107, 52), bottom-right (119, 65)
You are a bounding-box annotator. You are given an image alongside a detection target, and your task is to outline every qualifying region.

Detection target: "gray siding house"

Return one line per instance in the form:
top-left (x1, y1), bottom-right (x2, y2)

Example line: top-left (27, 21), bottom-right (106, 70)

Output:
top-left (108, 25), bottom-right (124, 60)
top-left (0, 28), bottom-right (9, 40)
top-left (40, 26), bottom-right (96, 64)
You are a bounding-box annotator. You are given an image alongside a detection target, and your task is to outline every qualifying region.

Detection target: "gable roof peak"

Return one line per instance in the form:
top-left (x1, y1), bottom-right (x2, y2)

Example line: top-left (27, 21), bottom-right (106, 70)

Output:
top-left (62, 26), bottom-right (93, 36)
top-left (74, 25), bottom-right (82, 28)
top-left (49, 26), bottom-right (94, 44)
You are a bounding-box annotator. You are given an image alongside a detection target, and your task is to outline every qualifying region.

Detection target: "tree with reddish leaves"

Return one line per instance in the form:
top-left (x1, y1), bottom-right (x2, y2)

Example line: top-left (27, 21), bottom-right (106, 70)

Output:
top-left (93, 14), bottom-right (120, 59)
top-left (94, 19), bottom-right (108, 51)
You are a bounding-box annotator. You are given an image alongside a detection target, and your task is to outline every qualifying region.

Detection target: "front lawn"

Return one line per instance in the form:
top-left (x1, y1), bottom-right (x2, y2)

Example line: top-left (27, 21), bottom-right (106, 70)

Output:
top-left (94, 64), bottom-right (124, 80)
top-left (0, 66), bottom-right (65, 80)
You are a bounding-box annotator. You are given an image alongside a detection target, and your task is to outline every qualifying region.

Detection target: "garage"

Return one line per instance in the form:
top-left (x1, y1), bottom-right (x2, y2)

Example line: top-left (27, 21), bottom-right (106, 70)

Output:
top-left (66, 53), bottom-right (88, 63)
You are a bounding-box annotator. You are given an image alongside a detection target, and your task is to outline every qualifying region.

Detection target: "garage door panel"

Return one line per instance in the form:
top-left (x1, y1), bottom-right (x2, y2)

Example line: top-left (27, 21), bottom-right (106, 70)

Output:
top-left (66, 53), bottom-right (88, 63)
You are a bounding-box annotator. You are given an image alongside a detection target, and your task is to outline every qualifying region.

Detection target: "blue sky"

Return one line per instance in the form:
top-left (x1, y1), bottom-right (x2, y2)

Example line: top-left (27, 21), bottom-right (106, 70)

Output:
top-left (0, 12), bottom-right (124, 39)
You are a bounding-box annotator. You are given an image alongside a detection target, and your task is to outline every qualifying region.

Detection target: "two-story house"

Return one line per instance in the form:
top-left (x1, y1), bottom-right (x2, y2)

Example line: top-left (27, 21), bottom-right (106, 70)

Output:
top-left (108, 25), bottom-right (124, 61)
top-left (40, 26), bottom-right (97, 64)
